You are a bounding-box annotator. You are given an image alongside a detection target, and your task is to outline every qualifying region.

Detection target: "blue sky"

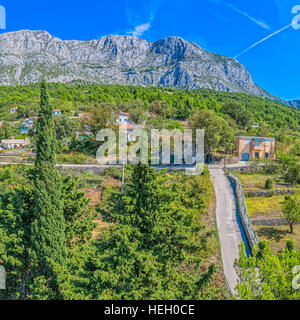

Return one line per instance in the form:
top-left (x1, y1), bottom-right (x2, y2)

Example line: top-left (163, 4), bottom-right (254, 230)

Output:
top-left (0, 0), bottom-right (299, 100)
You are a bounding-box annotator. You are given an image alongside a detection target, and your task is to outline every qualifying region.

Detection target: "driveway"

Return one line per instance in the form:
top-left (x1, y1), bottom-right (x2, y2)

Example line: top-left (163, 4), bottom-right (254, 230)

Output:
top-left (209, 167), bottom-right (243, 296)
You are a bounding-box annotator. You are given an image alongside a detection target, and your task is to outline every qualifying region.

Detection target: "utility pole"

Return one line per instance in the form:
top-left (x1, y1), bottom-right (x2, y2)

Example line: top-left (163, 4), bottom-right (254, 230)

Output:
top-left (120, 128), bottom-right (128, 194)
top-left (223, 143), bottom-right (226, 169)
top-left (121, 157), bottom-right (125, 194)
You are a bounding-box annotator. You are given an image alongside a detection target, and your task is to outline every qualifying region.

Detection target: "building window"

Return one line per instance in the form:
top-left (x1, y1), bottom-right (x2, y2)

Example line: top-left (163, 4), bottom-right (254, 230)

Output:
top-left (255, 152), bottom-right (260, 159)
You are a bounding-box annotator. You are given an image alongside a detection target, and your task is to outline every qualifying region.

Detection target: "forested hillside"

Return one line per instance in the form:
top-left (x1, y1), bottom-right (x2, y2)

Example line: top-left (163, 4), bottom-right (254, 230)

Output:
top-left (0, 83), bottom-right (299, 131)
top-left (0, 82), bottom-right (229, 300)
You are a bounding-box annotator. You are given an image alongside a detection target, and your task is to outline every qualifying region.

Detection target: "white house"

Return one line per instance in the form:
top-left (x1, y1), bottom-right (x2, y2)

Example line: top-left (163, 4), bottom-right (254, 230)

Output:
top-left (116, 112), bottom-right (129, 124)
top-left (1, 138), bottom-right (30, 149)
top-left (53, 110), bottom-right (61, 116)
top-left (10, 107), bottom-right (18, 113)
top-left (23, 117), bottom-right (39, 128)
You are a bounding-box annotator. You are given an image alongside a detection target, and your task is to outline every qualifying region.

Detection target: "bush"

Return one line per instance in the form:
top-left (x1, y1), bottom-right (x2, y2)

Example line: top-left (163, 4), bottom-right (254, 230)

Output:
top-left (284, 163), bottom-right (300, 185)
top-left (257, 240), bottom-right (269, 259)
top-left (104, 167), bottom-right (122, 180)
top-left (258, 241), bottom-right (268, 251)
top-left (263, 161), bottom-right (280, 175)
top-left (56, 152), bottom-right (87, 164)
top-left (264, 178), bottom-right (274, 190)
top-left (286, 240), bottom-right (294, 252)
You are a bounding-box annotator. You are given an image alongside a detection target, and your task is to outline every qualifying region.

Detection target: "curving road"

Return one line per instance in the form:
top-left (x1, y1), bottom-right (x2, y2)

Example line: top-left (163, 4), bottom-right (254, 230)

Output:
top-left (209, 167), bottom-right (243, 296)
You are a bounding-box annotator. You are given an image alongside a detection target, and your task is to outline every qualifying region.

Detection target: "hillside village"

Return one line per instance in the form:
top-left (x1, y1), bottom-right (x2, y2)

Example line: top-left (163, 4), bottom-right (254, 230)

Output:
top-left (0, 82), bottom-right (299, 301)
top-left (0, 104), bottom-right (281, 163)
top-left (1, 0), bottom-right (300, 305)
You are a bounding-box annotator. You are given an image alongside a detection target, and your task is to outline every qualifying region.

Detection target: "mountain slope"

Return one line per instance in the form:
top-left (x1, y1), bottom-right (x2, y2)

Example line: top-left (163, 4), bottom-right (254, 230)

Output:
top-left (288, 100), bottom-right (300, 109)
top-left (0, 30), bottom-right (275, 99)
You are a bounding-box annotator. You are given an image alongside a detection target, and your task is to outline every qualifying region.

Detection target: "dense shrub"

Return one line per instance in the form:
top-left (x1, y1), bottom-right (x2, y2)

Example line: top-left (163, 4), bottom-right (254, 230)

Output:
top-left (286, 240), bottom-right (295, 252)
top-left (264, 178), bottom-right (274, 190)
top-left (104, 167), bottom-right (122, 180)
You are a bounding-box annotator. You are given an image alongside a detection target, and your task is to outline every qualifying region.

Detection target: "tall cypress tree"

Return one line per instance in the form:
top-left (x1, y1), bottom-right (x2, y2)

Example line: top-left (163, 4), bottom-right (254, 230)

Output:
top-left (30, 81), bottom-right (66, 280)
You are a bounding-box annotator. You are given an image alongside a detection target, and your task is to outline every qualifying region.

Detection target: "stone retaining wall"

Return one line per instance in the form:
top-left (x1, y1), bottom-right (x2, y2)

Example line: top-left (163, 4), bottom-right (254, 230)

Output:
top-left (251, 218), bottom-right (300, 226)
top-left (228, 174), bottom-right (259, 250)
top-left (58, 166), bottom-right (106, 176)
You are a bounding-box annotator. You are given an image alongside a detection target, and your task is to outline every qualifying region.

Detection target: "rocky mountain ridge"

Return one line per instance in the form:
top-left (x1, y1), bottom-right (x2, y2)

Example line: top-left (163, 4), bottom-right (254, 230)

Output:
top-left (0, 30), bottom-right (290, 104)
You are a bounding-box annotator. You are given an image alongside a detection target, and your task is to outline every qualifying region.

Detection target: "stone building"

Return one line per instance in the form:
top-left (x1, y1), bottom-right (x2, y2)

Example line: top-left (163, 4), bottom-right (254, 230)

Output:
top-left (235, 136), bottom-right (275, 161)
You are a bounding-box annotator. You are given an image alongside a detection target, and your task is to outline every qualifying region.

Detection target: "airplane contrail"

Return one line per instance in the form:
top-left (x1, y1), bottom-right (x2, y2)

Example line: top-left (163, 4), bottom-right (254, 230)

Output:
top-left (234, 23), bottom-right (293, 59)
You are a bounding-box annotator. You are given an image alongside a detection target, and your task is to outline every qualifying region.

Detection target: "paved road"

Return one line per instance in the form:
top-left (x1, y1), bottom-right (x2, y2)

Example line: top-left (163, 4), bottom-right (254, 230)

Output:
top-left (209, 167), bottom-right (243, 296)
top-left (0, 161), bottom-right (250, 169)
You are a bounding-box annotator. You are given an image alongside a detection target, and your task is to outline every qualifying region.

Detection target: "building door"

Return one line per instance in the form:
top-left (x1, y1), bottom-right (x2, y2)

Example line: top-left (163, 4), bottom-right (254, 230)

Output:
top-left (265, 152), bottom-right (269, 159)
top-left (241, 153), bottom-right (250, 161)
top-left (255, 152), bottom-right (260, 159)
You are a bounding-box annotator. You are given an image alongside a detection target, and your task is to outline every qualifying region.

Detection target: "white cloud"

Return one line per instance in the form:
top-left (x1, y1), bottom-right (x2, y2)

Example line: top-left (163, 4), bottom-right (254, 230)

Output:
top-left (127, 22), bottom-right (151, 37)
top-left (226, 3), bottom-right (271, 30)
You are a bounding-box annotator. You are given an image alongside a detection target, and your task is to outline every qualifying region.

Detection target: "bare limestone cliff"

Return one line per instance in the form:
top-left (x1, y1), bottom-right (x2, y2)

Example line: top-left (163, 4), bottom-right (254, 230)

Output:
top-left (0, 30), bottom-right (272, 99)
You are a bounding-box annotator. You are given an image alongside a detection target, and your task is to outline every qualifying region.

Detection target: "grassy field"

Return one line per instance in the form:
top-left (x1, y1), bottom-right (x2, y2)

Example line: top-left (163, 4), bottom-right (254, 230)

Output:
top-left (254, 224), bottom-right (300, 253)
top-left (236, 172), bottom-right (293, 192)
top-left (245, 195), bottom-right (285, 218)
top-left (237, 171), bottom-right (300, 253)
top-left (237, 171), bottom-right (298, 219)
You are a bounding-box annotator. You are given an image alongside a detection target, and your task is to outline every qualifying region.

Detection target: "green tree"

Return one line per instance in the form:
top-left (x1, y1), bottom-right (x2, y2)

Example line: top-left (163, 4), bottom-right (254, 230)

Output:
top-left (54, 115), bottom-right (79, 141)
top-left (235, 241), bottom-right (300, 300)
top-left (61, 175), bottom-right (96, 247)
top-left (84, 164), bottom-right (216, 299)
top-left (84, 103), bottom-right (117, 135)
top-left (30, 81), bottom-right (67, 290)
top-left (120, 100), bottom-right (148, 124)
top-left (188, 109), bottom-right (234, 156)
top-left (282, 194), bottom-right (300, 233)
top-left (0, 84), bottom-right (98, 300)
top-left (291, 142), bottom-right (300, 157)
top-left (222, 102), bottom-right (253, 128)
top-left (285, 163), bottom-right (300, 185)
top-left (264, 178), bottom-right (273, 190)
top-left (0, 122), bottom-right (18, 140)
top-left (149, 100), bottom-right (174, 118)
top-left (16, 105), bottom-right (28, 119)
top-left (146, 114), bottom-right (169, 130)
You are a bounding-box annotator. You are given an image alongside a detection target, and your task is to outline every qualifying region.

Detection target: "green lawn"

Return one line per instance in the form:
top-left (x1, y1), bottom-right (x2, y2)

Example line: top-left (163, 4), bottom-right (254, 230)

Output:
top-left (245, 195), bottom-right (285, 218)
